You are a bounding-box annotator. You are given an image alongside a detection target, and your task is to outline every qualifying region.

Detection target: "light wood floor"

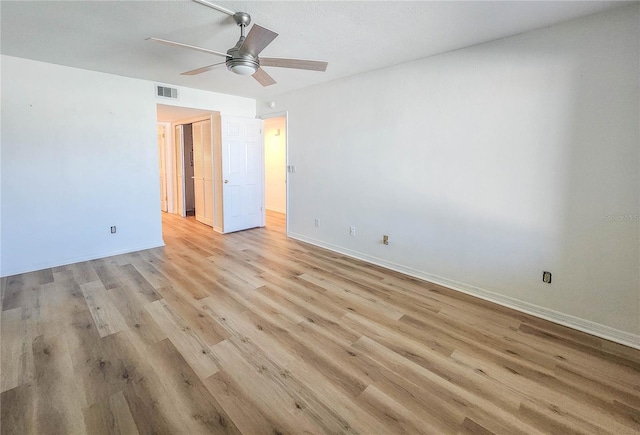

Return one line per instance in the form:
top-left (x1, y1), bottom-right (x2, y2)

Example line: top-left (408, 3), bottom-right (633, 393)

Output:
top-left (2, 211), bottom-right (640, 434)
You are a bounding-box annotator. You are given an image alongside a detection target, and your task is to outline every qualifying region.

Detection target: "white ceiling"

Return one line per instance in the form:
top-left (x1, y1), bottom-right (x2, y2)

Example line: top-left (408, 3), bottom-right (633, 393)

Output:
top-left (1, 1), bottom-right (628, 100)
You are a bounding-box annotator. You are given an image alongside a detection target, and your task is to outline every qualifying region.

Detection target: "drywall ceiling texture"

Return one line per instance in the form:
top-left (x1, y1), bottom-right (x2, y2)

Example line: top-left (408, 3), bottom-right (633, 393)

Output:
top-left (0, 1), bottom-right (625, 99)
top-left (257, 5), bottom-right (640, 346)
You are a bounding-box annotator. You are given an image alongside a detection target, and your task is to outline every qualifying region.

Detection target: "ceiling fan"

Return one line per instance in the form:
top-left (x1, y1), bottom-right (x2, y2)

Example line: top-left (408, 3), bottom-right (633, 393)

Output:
top-left (147, 0), bottom-right (328, 87)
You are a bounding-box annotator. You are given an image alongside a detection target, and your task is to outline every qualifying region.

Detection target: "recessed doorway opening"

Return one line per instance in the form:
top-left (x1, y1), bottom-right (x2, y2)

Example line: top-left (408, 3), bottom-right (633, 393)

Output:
top-left (157, 104), bottom-right (267, 235)
top-left (262, 114), bottom-right (288, 234)
top-left (156, 104), bottom-right (217, 230)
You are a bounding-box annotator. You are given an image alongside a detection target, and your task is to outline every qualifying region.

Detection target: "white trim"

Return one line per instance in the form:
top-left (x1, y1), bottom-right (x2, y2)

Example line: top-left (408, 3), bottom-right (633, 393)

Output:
top-left (288, 232), bottom-right (640, 350)
top-left (0, 241), bottom-right (165, 278)
top-left (159, 122), bottom-right (174, 213)
top-left (266, 207), bottom-right (286, 214)
top-left (260, 120), bottom-right (266, 228)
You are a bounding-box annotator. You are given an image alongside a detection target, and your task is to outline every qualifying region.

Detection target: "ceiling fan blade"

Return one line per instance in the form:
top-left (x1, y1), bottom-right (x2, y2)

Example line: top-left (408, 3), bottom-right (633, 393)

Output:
top-left (239, 24), bottom-right (278, 57)
top-left (147, 37), bottom-right (228, 58)
top-left (191, 0), bottom-right (235, 16)
top-left (181, 61), bottom-right (226, 76)
top-left (252, 68), bottom-right (277, 87)
top-left (259, 57), bottom-right (328, 72)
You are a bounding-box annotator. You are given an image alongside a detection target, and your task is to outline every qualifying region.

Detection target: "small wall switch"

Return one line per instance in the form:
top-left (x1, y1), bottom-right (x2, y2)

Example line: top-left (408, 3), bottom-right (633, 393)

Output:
top-left (314, 218), bottom-right (320, 227)
top-left (542, 271), bottom-right (552, 283)
top-left (349, 226), bottom-right (356, 236)
top-left (383, 235), bottom-right (389, 245)
top-left (110, 226), bottom-right (117, 234)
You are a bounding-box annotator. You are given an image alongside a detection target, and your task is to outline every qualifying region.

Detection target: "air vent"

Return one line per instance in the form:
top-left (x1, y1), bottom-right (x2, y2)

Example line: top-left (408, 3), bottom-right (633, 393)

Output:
top-left (156, 85), bottom-right (178, 99)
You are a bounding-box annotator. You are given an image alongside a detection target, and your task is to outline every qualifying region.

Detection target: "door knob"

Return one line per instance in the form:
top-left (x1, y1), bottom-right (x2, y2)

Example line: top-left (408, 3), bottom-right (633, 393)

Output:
top-left (224, 179), bottom-right (229, 184)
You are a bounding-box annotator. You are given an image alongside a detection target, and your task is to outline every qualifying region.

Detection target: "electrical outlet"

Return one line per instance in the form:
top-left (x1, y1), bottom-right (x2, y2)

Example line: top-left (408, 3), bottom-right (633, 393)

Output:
top-left (350, 226), bottom-right (356, 236)
top-left (542, 271), bottom-right (552, 283)
top-left (314, 218), bottom-right (320, 227)
top-left (383, 235), bottom-right (389, 245)
top-left (110, 226), bottom-right (117, 234)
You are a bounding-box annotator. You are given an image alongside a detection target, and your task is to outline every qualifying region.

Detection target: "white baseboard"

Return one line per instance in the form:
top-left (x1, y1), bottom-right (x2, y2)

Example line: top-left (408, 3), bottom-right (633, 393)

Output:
top-left (266, 207), bottom-right (286, 214)
top-left (288, 232), bottom-right (640, 350)
top-left (0, 240), bottom-right (166, 278)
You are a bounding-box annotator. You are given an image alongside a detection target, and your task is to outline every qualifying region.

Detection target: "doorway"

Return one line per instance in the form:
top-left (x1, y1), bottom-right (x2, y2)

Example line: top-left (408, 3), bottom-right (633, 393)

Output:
top-left (182, 124), bottom-right (195, 216)
top-left (262, 115), bottom-right (287, 233)
top-left (157, 104), bottom-right (216, 228)
top-left (157, 104), bottom-right (267, 234)
top-left (174, 118), bottom-right (214, 227)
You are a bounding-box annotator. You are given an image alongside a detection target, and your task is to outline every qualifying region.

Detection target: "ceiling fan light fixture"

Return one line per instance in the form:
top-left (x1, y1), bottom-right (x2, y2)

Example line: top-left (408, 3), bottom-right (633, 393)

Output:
top-left (226, 56), bottom-right (259, 75)
top-left (229, 63), bottom-right (257, 75)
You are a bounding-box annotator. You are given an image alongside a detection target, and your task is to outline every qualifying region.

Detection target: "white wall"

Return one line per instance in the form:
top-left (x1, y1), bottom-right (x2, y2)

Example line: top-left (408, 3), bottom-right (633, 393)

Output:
top-left (157, 85), bottom-right (255, 117)
top-left (264, 117), bottom-right (287, 214)
top-left (258, 5), bottom-right (640, 346)
top-left (1, 55), bottom-right (255, 277)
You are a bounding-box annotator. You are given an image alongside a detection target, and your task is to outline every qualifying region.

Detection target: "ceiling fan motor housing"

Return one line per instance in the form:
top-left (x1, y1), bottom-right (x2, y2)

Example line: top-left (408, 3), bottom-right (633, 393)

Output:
top-left (226, 12), bottom-right (259, 75)
top-left (226, 36), bottom-right (259, 75)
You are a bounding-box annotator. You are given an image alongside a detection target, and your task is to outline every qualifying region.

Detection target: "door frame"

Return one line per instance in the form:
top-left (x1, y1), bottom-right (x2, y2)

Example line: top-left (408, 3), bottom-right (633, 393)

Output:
top-left (174, 124), bottom-right (186, 217)
top-left (158, 122), bottom-right (173, 213)
top-left (192, 118), bottom-right (214, 227)
top-left (157, 123), bottom-right (168, 212)
top-left (259, 111), bottom-right (289, 236)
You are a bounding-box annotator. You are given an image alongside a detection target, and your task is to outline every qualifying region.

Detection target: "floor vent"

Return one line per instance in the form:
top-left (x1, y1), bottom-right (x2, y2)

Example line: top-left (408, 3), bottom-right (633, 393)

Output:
top-left (156, 85), bottom-right (178, 99)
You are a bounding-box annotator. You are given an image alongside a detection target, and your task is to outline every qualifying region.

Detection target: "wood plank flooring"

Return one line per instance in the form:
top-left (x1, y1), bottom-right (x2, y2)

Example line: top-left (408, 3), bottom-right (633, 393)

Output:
top-left (2, 211), bottom-right (640, 434)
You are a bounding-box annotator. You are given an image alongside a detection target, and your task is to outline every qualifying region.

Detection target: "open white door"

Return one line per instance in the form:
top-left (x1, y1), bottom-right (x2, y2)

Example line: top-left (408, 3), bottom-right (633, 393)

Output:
top-left (221, 116), bottom-right (264, 233)
top-left (193, 118), bottom-right (214, 227)
top-left (174, 124), bottom-right (186, 217)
